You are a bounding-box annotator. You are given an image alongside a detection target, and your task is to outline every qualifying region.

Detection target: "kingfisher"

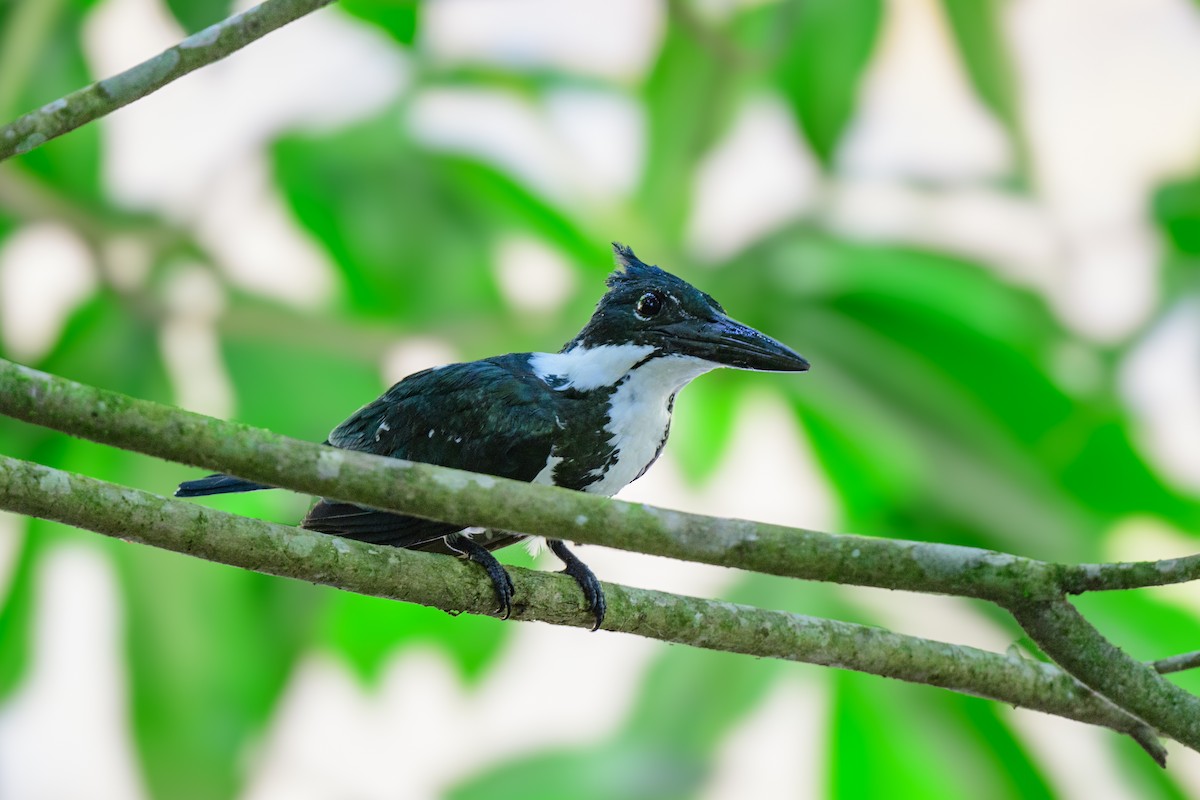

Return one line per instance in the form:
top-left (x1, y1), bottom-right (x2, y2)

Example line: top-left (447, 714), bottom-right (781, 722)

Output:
top-left (177, 244), bottom-right (808, 629)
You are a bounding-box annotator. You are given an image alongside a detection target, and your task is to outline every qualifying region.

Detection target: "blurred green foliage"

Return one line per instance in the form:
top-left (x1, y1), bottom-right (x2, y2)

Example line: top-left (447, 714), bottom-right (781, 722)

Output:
top-left (773, 0), bottom-right (881, 165)
top-left (1, 1), bottom-right (1199, 798)
top-left (163, 0), bottom-right (234, 33)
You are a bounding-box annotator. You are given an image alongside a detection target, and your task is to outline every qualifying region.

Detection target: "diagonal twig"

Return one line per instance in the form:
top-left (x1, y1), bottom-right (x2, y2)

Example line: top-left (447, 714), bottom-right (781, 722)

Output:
top-left (0, 0), bottom-right (336, 162)
top-left (1151, 650), bottom-right (1200, 676)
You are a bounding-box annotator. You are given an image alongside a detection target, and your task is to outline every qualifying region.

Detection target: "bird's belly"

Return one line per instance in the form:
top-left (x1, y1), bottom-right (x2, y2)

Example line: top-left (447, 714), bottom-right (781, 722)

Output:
top-left (581, 441), bottom-right (662, 496)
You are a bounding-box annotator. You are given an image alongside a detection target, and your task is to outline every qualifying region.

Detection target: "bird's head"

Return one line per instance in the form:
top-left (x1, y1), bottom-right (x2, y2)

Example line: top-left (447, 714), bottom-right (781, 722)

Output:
top-left (565, 244), bottom-right (810, 373)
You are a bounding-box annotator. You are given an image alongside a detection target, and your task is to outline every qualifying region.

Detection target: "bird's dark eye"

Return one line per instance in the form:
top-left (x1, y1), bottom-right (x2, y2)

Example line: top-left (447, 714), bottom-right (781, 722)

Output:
top-left (635, 292), bottom-right (663, 320)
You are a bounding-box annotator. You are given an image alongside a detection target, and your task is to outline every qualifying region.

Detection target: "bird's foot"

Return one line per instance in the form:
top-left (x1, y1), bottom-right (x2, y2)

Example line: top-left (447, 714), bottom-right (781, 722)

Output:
top-left (548, 539), bottom-right (606, 631)
top-left (446, 534), bottom-right (515, 619)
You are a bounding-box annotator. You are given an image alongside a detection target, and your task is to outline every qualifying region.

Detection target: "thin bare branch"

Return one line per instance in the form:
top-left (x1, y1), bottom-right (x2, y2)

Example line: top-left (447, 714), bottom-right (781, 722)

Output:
top-left (0, 0), bottom-right (336, 161)
top-left (1151, 650), bottom-right (1200, 676)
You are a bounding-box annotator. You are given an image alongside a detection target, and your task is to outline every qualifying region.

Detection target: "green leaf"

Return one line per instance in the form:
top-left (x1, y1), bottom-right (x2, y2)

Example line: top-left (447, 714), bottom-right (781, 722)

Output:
top-left (1154, 175), bottom-right (1200, 256)
top-left (338, 0), bottom-right (419, 45)
top-left (713, 230), bottom-right (1200, 558)
top-left (773, 0), bottom-right (882, 165)
top-left (667, 371), bottom-right (742, 484)
top-left (7, 3), bottom-right (102, 203)
top-left (449, 648), bottom-right (777, 800)
top-left (829, 673), bottom-right (1054, 799)
top-left (623, 638), bottom-right (783, 758)
top-left (273, 106), bottom-right (601, 346)
top-left (451, 741), bottom-right (703, 800)
top-left (437, 154), bottom-right (598, 269)
top-left (450, 575), bottom-right (800, 799)
top-left (220, 333), bottom-right (382, 437)
top-left (939, 0), bottom-right (1021, 134)
top-left (0, 519), bottom-right (39, 699)
top-left (939, 0), bottom-right (1030, 183)
top-left (163, 0), bottom-right (234, 33)
top-left (114, 545), bottom-right (319, 800)
top-left (274, 118), bottom-right (488, 320)
top-left (637, 22), bottom-right (739, 240)
top-left (273, 118), bottom-right (506, 322)
top-left (790, 380), bottom-right (923, 528)
top-left (318, 590), bottom-right (507, 685)
top-left (38, 290), bottom-right (169, 399)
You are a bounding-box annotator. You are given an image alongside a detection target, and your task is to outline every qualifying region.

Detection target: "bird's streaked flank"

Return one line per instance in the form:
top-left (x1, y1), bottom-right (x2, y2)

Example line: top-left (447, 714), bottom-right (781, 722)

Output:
top-left (177, 243), bottom-right (809, 628)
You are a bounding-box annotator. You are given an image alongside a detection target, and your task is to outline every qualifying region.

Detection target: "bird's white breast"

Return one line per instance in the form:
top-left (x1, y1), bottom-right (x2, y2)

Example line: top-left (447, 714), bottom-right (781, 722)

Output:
top-left (531, 345), bottom-right (717, 496)
top-left (584, 354), bottom-right (716, 496)
top-left (523, 347), bottom-right (716, 555)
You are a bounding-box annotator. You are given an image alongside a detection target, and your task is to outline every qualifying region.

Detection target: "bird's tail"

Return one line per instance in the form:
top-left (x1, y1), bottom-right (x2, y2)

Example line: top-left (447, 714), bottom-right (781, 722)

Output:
top-left (175, 474), bottom-right (272, 498)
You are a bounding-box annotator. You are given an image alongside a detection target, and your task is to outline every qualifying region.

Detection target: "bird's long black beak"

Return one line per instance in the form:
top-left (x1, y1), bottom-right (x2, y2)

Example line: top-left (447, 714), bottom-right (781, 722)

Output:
top-left (669, 315), bottom-right (810, 372)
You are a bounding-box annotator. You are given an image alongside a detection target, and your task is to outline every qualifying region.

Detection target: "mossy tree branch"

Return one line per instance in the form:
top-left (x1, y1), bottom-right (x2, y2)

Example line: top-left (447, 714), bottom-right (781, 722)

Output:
top-left (0, 0), bottom-right (336, 161)
top-left (0, 452), bottom-right (1167, 763)
top-left (2, 358), bottom-right (1200, 763)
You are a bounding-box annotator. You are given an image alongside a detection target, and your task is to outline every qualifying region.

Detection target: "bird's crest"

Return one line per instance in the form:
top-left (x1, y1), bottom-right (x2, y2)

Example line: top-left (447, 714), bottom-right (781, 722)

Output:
top-left (608, 242), bottom-right (667, 288)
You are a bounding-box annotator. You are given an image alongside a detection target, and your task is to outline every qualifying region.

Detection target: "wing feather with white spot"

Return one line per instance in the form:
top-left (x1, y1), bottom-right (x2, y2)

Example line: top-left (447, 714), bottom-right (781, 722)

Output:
top-left (304, 355), bottom-right (559, 550)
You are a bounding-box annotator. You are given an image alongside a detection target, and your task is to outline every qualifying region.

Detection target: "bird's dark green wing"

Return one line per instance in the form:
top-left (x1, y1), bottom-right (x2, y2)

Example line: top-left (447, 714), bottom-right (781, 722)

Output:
top-left (302, 355), bottom-right (558, 551)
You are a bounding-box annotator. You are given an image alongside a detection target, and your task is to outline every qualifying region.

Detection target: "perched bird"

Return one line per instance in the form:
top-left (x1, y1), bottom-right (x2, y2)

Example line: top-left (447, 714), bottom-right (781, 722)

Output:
top-left (177, 244), bottom-right (808, 628)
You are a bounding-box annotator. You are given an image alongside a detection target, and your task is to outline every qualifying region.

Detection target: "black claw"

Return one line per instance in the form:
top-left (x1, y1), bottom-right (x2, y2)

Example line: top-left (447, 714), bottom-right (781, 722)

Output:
top-left (447, 534), bottom-right (515, 619)
top-left (548, 539), bottom-right (606, 630)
